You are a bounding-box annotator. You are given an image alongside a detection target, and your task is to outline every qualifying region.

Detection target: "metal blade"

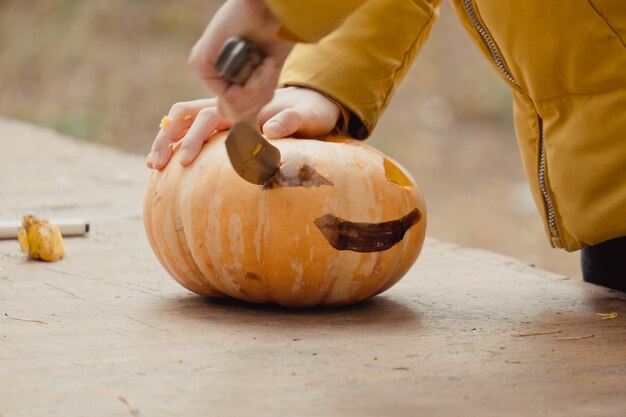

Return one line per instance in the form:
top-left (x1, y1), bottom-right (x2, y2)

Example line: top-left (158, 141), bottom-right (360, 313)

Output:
top-left (225, 122), bottom-right (281, 185)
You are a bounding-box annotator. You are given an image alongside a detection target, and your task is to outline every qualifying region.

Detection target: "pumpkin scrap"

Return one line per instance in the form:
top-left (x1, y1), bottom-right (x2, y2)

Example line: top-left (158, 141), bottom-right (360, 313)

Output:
top-left (160, 114), bottom-right (194, 129)
top-left (18, 215), bottom-right (65, 262)
top-left (251, 143), bottom-right (263, 157)
top-left (159, 116), bottom-right (171, 129)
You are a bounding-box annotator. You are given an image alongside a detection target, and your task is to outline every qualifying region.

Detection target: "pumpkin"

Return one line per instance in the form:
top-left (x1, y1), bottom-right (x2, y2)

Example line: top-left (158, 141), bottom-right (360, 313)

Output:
top-left (143, 133), bottom-right (426, 307)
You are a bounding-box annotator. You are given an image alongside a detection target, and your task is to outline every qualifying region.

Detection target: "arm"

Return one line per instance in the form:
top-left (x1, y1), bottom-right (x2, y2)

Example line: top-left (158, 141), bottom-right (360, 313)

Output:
top-left (266, 0), bottom-right (368, 42)
top-left (150, 0), bottom-right (367, 169)
top-left (187, 0), bottom-right (367, 123)
top-left (148, 0), bottom-right (439, 168)
top-left (280, 0), bottom-right (442, 139)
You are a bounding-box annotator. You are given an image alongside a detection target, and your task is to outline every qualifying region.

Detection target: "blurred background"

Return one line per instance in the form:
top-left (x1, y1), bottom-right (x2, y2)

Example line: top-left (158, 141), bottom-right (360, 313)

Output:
top-left (0, 0), bottom-right (580, 278)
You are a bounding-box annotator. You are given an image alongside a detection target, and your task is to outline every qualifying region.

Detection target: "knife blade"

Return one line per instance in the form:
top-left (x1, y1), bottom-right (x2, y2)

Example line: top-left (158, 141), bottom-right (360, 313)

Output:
top-left (215, 37), bottom-right (281, 185)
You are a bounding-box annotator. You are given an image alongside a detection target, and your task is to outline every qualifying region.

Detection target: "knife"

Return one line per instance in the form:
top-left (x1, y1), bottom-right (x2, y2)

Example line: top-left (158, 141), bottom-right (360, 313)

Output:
top-left (214, 37), bottom-right (281, 185)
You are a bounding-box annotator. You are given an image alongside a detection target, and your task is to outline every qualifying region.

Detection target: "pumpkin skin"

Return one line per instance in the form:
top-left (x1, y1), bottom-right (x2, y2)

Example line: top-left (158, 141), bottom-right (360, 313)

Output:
top-left (143, 133), bottom-right (426, 307)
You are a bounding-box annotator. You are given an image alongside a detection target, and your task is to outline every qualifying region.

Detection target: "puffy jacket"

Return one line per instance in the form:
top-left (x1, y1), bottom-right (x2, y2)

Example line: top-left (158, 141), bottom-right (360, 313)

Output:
top-left (270, 0), bottom-right (626, 251)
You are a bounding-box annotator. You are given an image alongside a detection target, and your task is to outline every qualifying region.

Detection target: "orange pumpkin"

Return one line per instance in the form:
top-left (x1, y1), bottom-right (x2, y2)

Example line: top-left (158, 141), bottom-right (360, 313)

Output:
top-left (143, 133), bottom-right (426, 307)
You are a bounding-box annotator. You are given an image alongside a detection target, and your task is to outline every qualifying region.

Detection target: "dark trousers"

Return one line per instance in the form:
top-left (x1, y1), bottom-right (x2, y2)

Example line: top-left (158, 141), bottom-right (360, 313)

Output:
top-left (581, 236), bottom-right (626, 292)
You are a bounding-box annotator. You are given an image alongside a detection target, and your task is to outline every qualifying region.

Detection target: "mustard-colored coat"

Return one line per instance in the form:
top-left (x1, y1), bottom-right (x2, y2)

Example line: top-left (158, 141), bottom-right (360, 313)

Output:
top-left (270, 0), bottom-right (626, 251)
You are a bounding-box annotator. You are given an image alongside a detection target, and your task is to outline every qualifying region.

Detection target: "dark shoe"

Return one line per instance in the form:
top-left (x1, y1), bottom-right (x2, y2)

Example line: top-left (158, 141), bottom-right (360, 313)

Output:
top-left (581, 236), bottom-right (626, 292)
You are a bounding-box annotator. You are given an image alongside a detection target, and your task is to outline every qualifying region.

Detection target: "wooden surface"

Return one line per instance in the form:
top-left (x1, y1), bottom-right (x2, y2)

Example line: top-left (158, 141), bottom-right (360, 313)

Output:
top-left (1, 118), bottom-right (625, 417)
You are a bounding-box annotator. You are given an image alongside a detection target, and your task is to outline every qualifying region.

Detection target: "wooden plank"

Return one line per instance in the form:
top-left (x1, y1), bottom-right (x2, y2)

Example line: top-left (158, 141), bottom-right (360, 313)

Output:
top-left (1, 118), bottom-right (625, 417)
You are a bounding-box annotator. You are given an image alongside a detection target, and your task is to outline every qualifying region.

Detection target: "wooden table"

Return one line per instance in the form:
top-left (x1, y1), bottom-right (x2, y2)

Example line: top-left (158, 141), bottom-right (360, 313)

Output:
top-left (1, 118), bottom-right (625, 417)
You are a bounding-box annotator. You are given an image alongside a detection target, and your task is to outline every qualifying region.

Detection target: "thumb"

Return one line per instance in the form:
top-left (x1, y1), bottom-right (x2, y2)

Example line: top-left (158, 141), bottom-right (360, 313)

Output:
top-left (262, 109), bottom-right (302, 138)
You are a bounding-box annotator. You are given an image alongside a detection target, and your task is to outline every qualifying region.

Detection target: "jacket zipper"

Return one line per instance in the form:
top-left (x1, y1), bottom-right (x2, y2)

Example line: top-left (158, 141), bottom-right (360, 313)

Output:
top-left (537, 119), bottom-right (560, 241)
top-left (463, 0), bottom-right (561, 244)
top-left (463, 0), bottom-right (518, 86)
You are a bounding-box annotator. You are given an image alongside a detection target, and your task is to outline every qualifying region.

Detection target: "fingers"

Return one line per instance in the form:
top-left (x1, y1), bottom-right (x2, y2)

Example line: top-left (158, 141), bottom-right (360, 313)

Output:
top-left (259, 87), bottom-right (341, 138)
top-left (147, 115), bottom-right (191, 170)
top-left (188, 41), bottom-right (229, 97)
top-left (219, 57), bottom-right (281, 122)
top-left (147, 85), bottom-right (341, 171)
top-left (147, 98), bottom-right (217, 170)
top-left (186, 0), bottom-right (290, 102)
top-left (262, 109), bottom-right (302, 138)
top-left (179, 107), bottom-right (231, 166)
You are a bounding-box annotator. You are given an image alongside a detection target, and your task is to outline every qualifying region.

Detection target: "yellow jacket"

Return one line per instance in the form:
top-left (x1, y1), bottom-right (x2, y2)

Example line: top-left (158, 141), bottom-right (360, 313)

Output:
top-left (270, 0), bottom-right (626, 251)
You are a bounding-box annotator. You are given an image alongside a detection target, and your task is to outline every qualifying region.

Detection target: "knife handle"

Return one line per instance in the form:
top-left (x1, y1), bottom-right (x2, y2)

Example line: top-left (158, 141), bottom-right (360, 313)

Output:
top-left (215, 37), bottom-right (265, 86)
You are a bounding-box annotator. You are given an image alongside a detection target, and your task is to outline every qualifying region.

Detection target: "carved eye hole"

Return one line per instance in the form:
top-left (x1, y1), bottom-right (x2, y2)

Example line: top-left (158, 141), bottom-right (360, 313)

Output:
top-left (263, 163), bottom-right (333, 189)
top-left (383, 157), bottom-right (413, 187)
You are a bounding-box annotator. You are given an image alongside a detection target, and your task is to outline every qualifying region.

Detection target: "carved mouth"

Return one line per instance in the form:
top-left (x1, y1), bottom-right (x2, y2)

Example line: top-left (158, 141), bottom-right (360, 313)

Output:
top-left (314, 208), bottom-right (422, 252)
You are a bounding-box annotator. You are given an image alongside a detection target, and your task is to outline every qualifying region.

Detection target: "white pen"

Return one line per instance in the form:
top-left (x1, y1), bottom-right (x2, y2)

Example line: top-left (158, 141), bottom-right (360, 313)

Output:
top-left (0, 219), bottom-right (90, 239)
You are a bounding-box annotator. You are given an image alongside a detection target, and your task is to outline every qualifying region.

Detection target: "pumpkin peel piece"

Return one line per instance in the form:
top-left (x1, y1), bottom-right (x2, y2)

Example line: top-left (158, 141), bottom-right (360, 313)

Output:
top-left (18, 215), bottom-right (65, 262)
top-left (159, 115), bottom-right (171, 129)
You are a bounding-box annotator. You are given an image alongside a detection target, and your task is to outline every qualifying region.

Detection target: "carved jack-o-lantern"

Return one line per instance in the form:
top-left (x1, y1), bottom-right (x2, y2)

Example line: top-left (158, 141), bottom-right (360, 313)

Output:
top-left (143, 133), bottom-right (426, 307)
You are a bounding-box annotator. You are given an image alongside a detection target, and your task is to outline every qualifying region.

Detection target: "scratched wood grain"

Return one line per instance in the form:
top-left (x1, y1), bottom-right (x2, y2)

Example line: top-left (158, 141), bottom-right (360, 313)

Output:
top-left (1, 118), bottom-right (625, 417)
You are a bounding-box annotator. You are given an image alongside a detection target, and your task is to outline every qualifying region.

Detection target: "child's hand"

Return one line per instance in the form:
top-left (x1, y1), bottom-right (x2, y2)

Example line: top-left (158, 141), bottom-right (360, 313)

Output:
top-left (146, 98), bottom-right (230, 170)
top-left (259, 87), bottom-right (340, 139)
top-left (146, 87), bottom-right (340, 170)
top-left (187, 0), bottom-right (293, 123)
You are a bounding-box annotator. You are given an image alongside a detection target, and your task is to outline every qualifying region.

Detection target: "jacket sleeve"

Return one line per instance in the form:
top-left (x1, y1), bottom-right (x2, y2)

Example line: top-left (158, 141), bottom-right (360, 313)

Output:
top-left (278, 0), bottom-right (441, 139)
top-left (265, 0), bottom-right (367, 43)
